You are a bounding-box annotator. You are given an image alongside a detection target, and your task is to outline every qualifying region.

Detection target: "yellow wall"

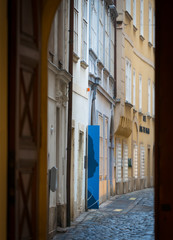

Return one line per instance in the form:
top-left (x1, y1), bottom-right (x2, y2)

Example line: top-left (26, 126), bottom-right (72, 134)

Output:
top-left (124, 0), bottom-right (155, 182)
top-left (0, 0), bottom-right (7, 239)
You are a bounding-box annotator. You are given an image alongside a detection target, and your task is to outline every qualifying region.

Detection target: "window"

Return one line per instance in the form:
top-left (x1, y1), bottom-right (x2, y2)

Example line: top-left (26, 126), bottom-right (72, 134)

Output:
top-left (153, 11), bottom-right (155, 47)
top-left (139, 74), bottom-right (142, 111)
top-left (140, 145), bottom-right (145, 179)
top-left (98, 115), bottom-right (103, 179)
top-left (123, 142), bottom-right (128, 182)
top-left (126, 0), bottom-right (131, 14)
top-left (133, 69), bottom-right (136, 106)
top-left (148, 79), bottom-right (151, 114)
top-left (105, 8), bottom-right (109, 70)
top-left (133, 0), bottom-right (136, 26)
top-left (110, 21), bottom-right (114, 77)
top-left (74, 0), bottom-right (79, 54)
top-left (99, 0), bottom-right (104, 62)
top-left (116, 140), bottom-right (122, 183)
top-left (133, 144), bottom-right (138, 178)
top-left (149, 4), bottom-right (152, 43)
top-left (125, 59), bottom-right (132, 103)
top-left (82, 0), bottom-right (88, 62)
top-left (104, 118), bottom-right (108, 179)
top-left (91, 0), bottom-right (97, 53)
top-left (103, 72), bottom-right (107, 91)
top-left (153, 83), bottom-right (155, 116)
top-left (140, 0), bottom-right (144, 36)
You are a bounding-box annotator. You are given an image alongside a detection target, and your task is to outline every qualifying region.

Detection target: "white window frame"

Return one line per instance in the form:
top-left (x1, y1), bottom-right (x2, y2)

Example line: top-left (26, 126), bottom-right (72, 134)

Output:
top-left (110, 21), bottom-right (114, 77)
top-left (126, 0), bottom-right (131, 14)
top-left (91, 0), bottom-right (97, 53)
top-left (99, 0), bottom-right (104, 62)
top-left (133, 69), bottom-right (136, 106)
top-left (74, 0), bottom-right (79, 55)
top-left (82, 0), bottom-right (88, 62)
top-left (149, 4), bottom-right (152, 43)
top-left (139, 74), bottom-right (142, 111)
top-left (153, 10), bottom-right (155, 47)
top-left (123, 142), bottom-right (128, 182)
top-left (148, 79), bottom-right (151, 115)
top-left (153, 83), bottom-right (155, 116)
top-left (140, 0), bottom-right (144, 36)
top-left (104, 117), bottom-right (108, 178)
top-left (105, 8), bottom-right (109, 70)
top-left (98, 114), bottom-right (103, 178)
top-left (133, 144), bottom-right (138, 179)
top-left (133, 0), bottom-right (136, 26)
top-left (140, 145), bottom-right (145, 179)
top-left (125, 58), bottom-right (132, 103)
top-left (116, 140), bottom-right (122, 183)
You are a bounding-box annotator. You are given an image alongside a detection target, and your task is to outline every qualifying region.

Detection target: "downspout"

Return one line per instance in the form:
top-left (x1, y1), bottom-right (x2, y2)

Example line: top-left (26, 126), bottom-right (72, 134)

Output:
top-left (67, 0), bottom-right (74, 227)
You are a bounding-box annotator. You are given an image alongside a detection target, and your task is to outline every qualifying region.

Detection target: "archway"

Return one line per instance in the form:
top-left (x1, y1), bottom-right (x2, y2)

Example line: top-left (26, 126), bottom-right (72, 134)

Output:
top-left (7, 0), bottom-right (62, 239)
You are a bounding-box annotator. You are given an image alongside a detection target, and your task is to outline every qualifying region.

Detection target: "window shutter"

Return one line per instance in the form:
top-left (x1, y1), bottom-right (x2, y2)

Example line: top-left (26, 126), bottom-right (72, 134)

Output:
top-left (129, 63), bottom-right (131, 103)
top-left (139, 75), bottom-right (142, 110)
top-left (126, 0), bottom-right (131, 14)
top-left (123, 143), bottom-right (128, 182)
top-left (140, 0), bottom-right (144, 36)
top-left (153, 83), bottom-right (155, 116)
top-left (133, 144), bottom-right (138, 178)
top-left (140, 145), bottom-right (145, 178)
top-left (116, 141), bottom-right (122, 183)
top-left (148, 80), bottom-right (151, 114)
top-left (126, 61), bottom-right (128, 101)
top-left (149, 5), bottom-right (152, 43)
top-left (133, 0), bottom-right (136, 26)
top-left (133, 69), bottom-right (136, 106)
top-left (153, 11), bottom-right (155, 47)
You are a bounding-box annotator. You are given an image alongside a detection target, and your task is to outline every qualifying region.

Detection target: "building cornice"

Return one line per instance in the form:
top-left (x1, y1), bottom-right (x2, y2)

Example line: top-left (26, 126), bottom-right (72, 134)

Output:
top-left (97, 85), bottom-right (115, 105)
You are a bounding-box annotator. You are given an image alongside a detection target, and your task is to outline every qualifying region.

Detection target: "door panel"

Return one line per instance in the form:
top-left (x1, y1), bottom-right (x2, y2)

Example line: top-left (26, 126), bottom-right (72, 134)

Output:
top-left (8, 0), bottom-right (40, 239)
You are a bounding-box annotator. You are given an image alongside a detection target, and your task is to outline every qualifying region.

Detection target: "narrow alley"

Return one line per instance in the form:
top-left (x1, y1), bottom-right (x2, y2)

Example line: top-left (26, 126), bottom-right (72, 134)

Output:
top-left (53, 188), bottom-right (154, 240)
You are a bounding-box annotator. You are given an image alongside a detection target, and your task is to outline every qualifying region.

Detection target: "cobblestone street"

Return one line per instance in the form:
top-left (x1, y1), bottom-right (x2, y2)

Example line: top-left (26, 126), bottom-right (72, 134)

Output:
top-left (53, 188), bottom-right (154, 240)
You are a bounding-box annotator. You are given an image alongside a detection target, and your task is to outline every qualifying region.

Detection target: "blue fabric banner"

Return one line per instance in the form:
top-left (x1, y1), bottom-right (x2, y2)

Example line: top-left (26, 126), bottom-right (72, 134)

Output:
top-left (87, 125), bottom-right (99, 209)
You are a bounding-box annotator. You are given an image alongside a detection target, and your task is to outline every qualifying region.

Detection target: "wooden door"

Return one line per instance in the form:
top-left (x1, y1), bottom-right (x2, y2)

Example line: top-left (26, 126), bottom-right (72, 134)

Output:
top-left (8, 0), bottom-right (41, 239)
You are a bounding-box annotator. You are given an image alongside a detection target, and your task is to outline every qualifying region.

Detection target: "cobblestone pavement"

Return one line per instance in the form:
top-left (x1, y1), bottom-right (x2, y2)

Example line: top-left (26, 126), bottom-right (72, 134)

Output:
top-left (53, 188), bottom-right (154, 240)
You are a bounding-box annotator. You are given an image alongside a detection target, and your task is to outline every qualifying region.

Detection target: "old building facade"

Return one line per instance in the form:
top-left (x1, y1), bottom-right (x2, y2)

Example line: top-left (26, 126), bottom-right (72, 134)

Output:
top-left (114, 0), bottom-right (155, 194)
top-left (88, 0), bottom-right (117, 204)
top-left (47, 0), bottom-right (71, 237)
top-left (71, 0), bottom-right (89, 220)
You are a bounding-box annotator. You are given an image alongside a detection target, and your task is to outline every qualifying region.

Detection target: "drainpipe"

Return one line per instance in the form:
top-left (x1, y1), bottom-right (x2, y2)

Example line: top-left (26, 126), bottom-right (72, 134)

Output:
top-left (67, 0), bottom-right (74, 227)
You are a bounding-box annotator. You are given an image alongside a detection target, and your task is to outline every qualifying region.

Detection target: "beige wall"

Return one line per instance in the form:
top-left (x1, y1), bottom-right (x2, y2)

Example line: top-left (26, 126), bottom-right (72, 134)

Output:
top-left (0, 0), bottom-right (7, 239)
top-left (114, 0), bottom-right (155, 194)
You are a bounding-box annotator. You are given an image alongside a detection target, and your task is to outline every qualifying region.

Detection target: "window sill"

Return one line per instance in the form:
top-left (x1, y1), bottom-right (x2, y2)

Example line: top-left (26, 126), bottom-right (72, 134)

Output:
top-left (147, 113), bottom-right (152, 119)
top-left (97, 59), bottom-right (104, 69)
top-left (125, 101), bottom-right (133, 108)
top-left (133, 107), bottom-right (137, 113)
top-left (148, 41), bottom-right (153, 48)
top-left (80, 60), bottom-right (88, 69)
top-left (115, 98), bottom-right (121, 104)
top-left (73, 52), bottom-right (80, 63)
top-left (133, 25), bottom-right (138, 32)
top-left (103, 67), bottom-right (109, 76)
top-left (139, 110), bottom-right (143, 115)
top-left (140, 35), bottom-right (145, 41)
top-left (125, 10), bottom-right (133, 21)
